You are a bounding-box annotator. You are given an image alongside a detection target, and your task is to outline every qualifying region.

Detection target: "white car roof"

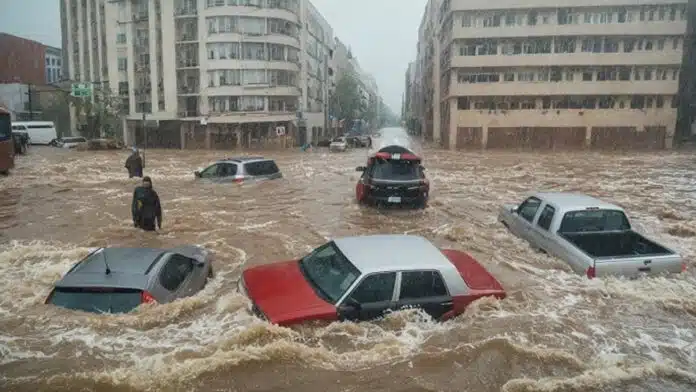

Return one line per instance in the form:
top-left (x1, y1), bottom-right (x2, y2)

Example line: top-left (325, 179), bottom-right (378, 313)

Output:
top-left (333, 234), bottom-right (453, 274)
top-left (533, 192), bottom-right (624, 213)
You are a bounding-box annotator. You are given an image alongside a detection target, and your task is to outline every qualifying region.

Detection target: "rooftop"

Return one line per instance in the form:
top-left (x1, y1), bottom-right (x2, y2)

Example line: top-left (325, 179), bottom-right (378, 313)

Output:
top-left (333, 235), bottom-right (451, 273)
top-left (535, 192), bottom-right (622, 212)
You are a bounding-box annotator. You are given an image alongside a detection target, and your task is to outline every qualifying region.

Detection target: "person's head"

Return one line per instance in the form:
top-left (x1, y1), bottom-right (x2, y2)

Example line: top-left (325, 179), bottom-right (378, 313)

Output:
top-left (132, 147), bottom-right (138, 154)
top-left (142, 176), bottom-right (152, 188)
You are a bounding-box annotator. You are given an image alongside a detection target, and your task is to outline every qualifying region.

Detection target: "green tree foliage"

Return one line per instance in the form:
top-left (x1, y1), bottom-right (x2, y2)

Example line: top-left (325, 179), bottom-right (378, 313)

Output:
top-left (330, 73), bottom-right (362, 122)
top-left (69, 87), bottom-right (123, 139)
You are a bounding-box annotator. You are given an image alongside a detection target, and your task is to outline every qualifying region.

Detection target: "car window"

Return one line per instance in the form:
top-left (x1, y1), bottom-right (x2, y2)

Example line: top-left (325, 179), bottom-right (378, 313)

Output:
top-left (537, 204), bottom-right (555, 230)
top-left (372, 159), bottom-right (420, 181)
top-left (245, 160), bottom-right (278, 176)
top-left (298, 242), bottom-right (361, 304)
top-left (199, 164), bottom-right (219, 178)
top-left (48, 287), bottom-right (143, 314)
top-left (0, 115), bottom-right (10, 140)
top-left (349, 272), bottom-right (396, 304)
top-left (217, 163), bottom-right (237, 177)
top-left (158, 254), bottom-right (194, 292)
top-left (11, 125), bottom-right (26, 131)
top-left (399, 271), bottom-right (448, 300)
top-left (559, 209), bottom-right (630, 233)
top-left (518, 197), bottom-right (542, 223)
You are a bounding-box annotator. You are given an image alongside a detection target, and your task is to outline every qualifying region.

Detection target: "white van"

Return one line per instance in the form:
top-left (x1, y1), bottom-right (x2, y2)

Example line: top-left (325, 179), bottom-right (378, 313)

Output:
top-left (11, 121), bottom-right (58, 145)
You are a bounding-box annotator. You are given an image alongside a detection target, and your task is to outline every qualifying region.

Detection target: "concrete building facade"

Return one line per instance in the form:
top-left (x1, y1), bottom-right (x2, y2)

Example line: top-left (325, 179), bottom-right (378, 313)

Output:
top-left (415, 0), bottom-right (688, 150)
top-left (60, 0), bottom-right (343, 148)
top-left (45, 46), bottom-right (63, 84)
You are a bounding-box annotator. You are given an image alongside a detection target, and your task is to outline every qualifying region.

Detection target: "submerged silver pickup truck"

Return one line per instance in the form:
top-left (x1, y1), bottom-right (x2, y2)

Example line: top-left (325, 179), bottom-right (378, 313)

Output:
top-left (498, 192), bottom-right (685, 279)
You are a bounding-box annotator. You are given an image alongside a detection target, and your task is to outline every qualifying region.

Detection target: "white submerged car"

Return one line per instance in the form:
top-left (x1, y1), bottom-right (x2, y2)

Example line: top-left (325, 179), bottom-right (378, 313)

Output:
top-left (329, 137), bottom-right (348, 152)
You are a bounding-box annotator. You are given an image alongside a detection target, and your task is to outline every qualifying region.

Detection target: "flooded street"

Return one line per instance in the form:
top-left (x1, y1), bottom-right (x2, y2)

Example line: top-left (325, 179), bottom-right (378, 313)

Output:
top-left (1, 146), bottom-right (695, 392)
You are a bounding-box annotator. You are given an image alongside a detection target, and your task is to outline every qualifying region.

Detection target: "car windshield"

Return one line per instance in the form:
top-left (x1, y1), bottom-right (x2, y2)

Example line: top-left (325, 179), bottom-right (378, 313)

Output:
top-left (48, 287), bottom-right (143, 314)
top-left (559, 209), bottom-right (631, 233)
top-left (372, 159), bottom-right (421, 181)
top-left (298, 242), bottom-right (361, 304)
top-left (332, 137), bottom-right (344, 142)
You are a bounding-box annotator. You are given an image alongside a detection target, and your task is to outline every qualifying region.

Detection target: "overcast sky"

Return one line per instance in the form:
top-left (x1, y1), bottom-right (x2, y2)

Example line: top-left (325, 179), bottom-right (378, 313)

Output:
top-left (0, 0), bottom-right (426, 113)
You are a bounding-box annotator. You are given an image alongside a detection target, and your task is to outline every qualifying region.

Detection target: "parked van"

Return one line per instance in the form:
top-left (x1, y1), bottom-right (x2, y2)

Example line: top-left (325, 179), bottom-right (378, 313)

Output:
top-left (11, 121), bottom-right (58, 145)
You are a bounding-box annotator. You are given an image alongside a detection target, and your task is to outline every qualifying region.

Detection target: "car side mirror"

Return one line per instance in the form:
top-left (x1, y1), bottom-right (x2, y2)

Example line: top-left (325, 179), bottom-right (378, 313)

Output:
top-left (355, 166), bottom-right (366, 172)
top-left (511, 206), bottom-right (518, 213)
top-left (194, 171), bottom-right (201, 178)
top-left (420, 165), bottom-right (426, 171)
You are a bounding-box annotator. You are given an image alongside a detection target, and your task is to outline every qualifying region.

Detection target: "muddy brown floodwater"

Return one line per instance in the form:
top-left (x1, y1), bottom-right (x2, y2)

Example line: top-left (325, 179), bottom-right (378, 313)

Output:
top-left (1, 145), bottom-right (695, 392)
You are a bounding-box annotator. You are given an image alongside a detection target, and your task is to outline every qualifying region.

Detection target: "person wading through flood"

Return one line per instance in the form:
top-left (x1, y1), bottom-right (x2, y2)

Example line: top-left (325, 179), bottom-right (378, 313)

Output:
top-left (125, 147), bottom-right (144, 178)
top-left (132, 176), bottom-right (162, 232)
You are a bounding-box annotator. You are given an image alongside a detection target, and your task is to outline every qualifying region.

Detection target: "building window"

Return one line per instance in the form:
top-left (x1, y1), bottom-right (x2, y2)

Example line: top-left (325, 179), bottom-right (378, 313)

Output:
top-left (116, 33), bottom-right (126, 44)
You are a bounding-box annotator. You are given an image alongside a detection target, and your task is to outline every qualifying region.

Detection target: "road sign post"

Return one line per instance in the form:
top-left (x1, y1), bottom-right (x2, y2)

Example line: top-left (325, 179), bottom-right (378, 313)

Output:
top-left (71, 83), bottom-right (93, 98)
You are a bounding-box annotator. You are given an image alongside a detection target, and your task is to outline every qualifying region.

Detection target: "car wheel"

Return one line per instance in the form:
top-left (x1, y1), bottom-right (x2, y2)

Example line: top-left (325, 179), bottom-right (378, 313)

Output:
top-left (0, 170), bottom-right (9, 176)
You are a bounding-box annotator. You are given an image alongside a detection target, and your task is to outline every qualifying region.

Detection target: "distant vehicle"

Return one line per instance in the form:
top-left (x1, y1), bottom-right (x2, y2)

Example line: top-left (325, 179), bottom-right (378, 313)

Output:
top-left (12, 121), bottom-right (57, 145)
top-left (237, 234), bottom-right (506, 326)
top-left (194, 156), bottom-right (282, 183)
top-left (329, 136), bottom-right (348, 152)
top-left (498, 192), bottom-right (686, 279)
top-left (45, 246), bottom-right (214, 314)
top-left (56, 136), bottom-right (88, 149)
top-left (0, 108), bottom-right (14, 175)
top-left (356, 129), bottom-right (429, 208)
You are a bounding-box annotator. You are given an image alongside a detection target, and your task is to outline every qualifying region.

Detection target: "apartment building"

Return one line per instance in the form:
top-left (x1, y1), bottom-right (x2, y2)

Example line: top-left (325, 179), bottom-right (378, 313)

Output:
top-left (414, 0), bottom-right (442, 143)
top-left (60, 0), bottom-right (337, 148)
top-left (420, 0), bottom-right (688, 150)
top-left (45, 46), bottom-right (63, 84)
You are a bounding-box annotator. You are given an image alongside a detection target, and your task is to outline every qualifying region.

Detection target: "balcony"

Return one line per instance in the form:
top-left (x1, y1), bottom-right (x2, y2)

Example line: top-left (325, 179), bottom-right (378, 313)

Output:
top-left (448, 79), bottom-right (679, 98)
top-left (177, 69), bottom-right (200, 94)
top-left (450, 51), bottom-right (683, 68)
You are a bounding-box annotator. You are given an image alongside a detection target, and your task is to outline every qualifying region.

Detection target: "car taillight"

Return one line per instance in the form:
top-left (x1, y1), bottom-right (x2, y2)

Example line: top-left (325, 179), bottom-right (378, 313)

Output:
top-left (682, 261), bottom-right (687, 273)
top-left (141, 291), bottom-right (157, 304)
top-left (233, 178), bottom-right (243, 184)
top-left (586, 266), bottom-right (596, 279)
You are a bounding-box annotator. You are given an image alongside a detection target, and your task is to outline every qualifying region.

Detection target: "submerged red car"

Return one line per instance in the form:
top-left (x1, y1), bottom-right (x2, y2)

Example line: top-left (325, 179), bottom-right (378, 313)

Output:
top-left (237, 234), bottom-right (506, 326)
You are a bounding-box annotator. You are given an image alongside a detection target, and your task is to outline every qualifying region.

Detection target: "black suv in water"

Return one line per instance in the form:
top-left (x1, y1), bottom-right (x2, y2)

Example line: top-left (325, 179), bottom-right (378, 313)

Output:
top-left (355, 146), bottom-right (429, 208)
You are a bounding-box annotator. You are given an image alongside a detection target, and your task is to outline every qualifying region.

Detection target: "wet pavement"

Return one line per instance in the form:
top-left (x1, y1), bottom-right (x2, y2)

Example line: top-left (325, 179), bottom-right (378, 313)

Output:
top-left (1, 145), bottom-right (695, 392)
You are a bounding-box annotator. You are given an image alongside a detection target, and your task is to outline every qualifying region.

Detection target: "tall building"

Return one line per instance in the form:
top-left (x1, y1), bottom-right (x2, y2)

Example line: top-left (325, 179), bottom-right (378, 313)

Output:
top-left (417, 0), bottom-right (688, 150)
top-left (60, 0), bottom-right (337, 147)
top-left (0, 33), bottom-right (47, 85)
top-left (45, 46), bottom-right (63, 84)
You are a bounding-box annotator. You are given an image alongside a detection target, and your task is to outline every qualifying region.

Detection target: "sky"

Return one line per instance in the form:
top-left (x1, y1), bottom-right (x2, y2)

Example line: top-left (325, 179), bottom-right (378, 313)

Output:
top-left (0, 0), bottom-right (426, 114)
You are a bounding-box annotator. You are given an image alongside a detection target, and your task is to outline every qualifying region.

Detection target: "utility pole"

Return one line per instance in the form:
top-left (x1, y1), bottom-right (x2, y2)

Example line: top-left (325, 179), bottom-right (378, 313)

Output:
top-left (26, 84), bottom-right (33, 120)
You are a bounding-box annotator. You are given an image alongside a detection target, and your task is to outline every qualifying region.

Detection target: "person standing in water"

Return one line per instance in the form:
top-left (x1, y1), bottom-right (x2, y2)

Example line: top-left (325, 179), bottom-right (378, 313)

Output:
top-left (131, 176), bottom-right (162, 231)
top-left (125, 147), bottom-right (144, 178)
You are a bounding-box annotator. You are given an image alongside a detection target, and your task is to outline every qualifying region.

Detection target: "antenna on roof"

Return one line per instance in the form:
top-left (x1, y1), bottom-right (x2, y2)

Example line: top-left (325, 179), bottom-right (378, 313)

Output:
top-left (102, 249), bottom-right (111, 275)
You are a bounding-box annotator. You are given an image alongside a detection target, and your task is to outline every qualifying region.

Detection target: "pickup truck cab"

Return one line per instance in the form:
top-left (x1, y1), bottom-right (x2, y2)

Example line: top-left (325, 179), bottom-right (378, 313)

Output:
top-left (498, 192), bottom-right (685, 279)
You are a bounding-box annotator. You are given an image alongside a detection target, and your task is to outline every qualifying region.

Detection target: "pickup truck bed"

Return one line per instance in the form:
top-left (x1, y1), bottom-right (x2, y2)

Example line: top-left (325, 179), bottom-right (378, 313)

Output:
top-left (560, 231), bottom-right (673, 259)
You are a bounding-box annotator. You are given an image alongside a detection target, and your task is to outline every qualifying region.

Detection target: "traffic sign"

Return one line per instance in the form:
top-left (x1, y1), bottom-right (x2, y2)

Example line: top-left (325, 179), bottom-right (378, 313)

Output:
top-left (275, 126), bottom-right (286, 136)
top-left (71, 83), bottom-right (93, 97)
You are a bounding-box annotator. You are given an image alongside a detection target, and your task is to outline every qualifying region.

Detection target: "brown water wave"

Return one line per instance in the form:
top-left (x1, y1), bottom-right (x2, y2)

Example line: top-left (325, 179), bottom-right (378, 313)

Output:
top-left (1, 146), bottom-right (695, 392)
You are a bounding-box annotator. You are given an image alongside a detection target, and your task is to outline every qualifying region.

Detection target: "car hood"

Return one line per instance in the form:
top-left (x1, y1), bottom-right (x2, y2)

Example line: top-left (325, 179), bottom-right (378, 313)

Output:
top-left (242, 260), bottom-right (337, 325)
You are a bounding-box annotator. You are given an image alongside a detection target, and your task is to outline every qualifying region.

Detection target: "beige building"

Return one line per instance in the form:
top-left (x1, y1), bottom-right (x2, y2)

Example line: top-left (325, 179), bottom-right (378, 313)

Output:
top-left (60, 0), bottom-right (335, 148)
top-left (420, 0), bottom-right (688, 150)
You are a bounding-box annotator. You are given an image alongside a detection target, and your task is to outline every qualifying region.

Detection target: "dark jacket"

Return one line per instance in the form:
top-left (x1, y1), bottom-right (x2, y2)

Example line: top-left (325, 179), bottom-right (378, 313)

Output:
top-left (132, 186), bottom-right (162, 229)
top-left (125, 153), bottom-right (144, 178)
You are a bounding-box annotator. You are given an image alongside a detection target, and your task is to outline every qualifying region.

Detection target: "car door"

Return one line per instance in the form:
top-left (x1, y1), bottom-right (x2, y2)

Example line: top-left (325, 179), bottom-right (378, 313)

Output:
top-left (216, 163), bottom-right (238, 183)
top-left (532, 204), bottom-right (557, 254)
top-left (337, 272), bottom-right (397, 322)
top-left (157, 254), bottom-right (196, 301)
top-left (395, 270), bottom-right (452, 320)
top-left (509, 196), bottom-right (543, 243)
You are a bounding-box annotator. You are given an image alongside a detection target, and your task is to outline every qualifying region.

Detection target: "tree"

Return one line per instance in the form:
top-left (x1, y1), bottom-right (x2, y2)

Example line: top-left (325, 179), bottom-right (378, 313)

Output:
top-left (69, 86), bottom-right (123, 139)
top-left (330, 73), bottom-right (362, 123)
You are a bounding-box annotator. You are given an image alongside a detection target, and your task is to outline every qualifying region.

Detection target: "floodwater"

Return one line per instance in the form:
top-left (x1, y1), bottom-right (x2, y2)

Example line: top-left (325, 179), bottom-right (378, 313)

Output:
top-left (1, 145), bottom-right (695, 392)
